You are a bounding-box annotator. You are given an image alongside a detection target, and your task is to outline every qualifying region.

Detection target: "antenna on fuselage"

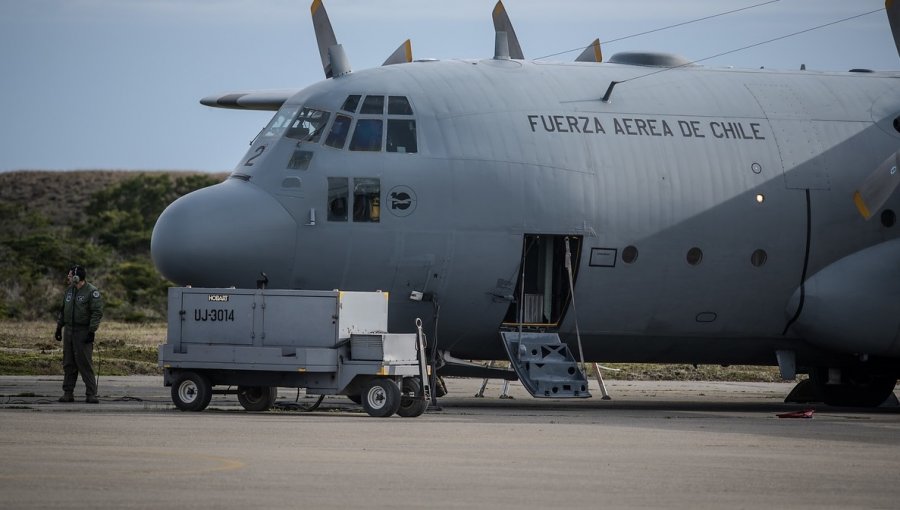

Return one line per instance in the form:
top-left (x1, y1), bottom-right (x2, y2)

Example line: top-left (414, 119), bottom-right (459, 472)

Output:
top-left (492, 1), bottom-right (524, 59)
top-left (575, 39), bottom-right (603, 63)
top-left (383, 39), bottom-right (413, 66)
top-left (311, 0), bottom-right (351, 78)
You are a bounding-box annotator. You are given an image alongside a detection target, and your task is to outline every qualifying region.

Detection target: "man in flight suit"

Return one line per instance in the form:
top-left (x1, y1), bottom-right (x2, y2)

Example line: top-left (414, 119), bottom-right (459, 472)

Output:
top-left (55, 265), bottom-right (104, 403)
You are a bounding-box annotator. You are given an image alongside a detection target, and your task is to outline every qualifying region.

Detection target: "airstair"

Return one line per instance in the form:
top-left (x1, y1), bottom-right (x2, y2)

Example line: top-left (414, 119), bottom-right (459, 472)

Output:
top-left (500, 331), bottom-right (590, 398)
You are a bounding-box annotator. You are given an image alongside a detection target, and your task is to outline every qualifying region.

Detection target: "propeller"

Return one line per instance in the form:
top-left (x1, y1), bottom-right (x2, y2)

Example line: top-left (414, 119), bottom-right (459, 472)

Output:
top-left (310, 0), bottom-right (350, 78)
top-left (853, 150), bottom-right (900, 220)
top-left (383, 39), bottom-right (413, 66)
top-left (575, 39), bottom-right (603, 63)
top-left (492, 1), bottom-right (524, 59)
top-left (887, 0), bottom-right (900, 58)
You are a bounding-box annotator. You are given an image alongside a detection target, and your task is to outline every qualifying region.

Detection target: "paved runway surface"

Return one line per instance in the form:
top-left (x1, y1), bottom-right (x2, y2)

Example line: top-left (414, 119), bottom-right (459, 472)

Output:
top-left (1, 376), bottom-right (899, 509)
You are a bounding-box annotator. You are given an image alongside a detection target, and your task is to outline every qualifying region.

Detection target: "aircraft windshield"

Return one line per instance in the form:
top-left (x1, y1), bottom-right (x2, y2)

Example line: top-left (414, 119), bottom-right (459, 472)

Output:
top-left (286, 107), bottom-right (331, 143)
top-left (259, 106), bottom-right (300, 139)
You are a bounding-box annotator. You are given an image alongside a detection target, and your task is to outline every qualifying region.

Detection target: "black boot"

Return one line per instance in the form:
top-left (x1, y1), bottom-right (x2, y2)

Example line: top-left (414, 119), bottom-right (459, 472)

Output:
top-left (85, 395), bottom-right (99, 404)
top-left (58, 392), bottom-right (74, 403)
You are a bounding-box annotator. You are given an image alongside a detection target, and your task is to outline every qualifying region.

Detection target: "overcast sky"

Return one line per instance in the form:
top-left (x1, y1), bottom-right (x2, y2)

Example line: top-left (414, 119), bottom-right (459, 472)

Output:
top-left (0, 0), bottom-right (896, 173)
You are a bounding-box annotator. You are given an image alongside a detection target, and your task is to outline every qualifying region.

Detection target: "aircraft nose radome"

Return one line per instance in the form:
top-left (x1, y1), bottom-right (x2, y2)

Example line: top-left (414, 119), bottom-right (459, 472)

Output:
top-left (151, 180), bottom-right (297, 288)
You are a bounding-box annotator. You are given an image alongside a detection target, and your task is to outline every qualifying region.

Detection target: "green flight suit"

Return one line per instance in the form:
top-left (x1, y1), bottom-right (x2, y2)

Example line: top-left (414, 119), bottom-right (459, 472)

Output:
top-left (57, 282), bottom-right (104, 397)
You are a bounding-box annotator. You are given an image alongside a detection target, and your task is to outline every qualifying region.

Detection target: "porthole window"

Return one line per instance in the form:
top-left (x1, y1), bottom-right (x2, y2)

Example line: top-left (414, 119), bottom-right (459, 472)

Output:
top-left (882, 209), bottom-right (896, 228)
top-left (750, 249), bottom-right (767, 267)
top-left (622, 245), bottom-right (638, 264)
top-left (686, 247), bottom-right (703, 266)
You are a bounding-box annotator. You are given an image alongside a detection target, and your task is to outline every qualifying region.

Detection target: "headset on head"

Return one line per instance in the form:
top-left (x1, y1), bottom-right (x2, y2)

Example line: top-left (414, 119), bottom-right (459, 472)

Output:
top-left (70, 265), bottom-right (85, 284)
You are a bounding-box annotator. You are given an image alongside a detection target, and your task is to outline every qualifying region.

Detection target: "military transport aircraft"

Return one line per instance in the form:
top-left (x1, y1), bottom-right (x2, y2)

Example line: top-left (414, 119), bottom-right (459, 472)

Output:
top-left (151, 0), bottom-right (900, 406)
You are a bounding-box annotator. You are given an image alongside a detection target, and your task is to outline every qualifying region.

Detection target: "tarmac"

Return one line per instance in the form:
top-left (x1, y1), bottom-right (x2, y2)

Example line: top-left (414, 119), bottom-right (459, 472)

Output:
top-left (2, 375), bottom-right (899, 509)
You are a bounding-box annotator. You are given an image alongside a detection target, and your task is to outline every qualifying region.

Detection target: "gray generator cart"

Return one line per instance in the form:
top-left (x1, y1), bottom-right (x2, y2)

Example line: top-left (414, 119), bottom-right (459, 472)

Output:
top-left (159, 288), bottom-right (429, 417)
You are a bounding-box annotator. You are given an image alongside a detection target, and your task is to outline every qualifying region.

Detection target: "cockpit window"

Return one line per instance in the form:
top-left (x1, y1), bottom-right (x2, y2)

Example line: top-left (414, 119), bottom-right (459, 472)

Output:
top-left (349, 119), bottom-right (383, 152)
top-left (260, 106), bottom-right (300, 139)
top-left (341, 95), bottom-right (361, 113)
top-left (325, 114), bottom-right (352, 149)
top-left (360, 95), bottom-right (385, 115)
top-left (386, 119), bottom-right (417, 153)
top-left (286, 108), bottom-right (330, 142)
top-left (388, 96), bottom-right (413, 115)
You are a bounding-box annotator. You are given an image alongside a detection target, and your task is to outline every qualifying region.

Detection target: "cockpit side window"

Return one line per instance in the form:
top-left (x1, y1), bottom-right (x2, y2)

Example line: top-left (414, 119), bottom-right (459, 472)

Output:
top-left (360, 95), bottom-right (385, 115)
top-left (353, 178), bottom-right (380, 223)
top-left (341, 95), bottom-right (361, 113)
top-left (325, 114), bottom-right (352, 149)
top-left (349, 119), bottom-right (383, 152)
top-left (327, 177), bottom-right (348, 222)
top-left (286, 108), bottom-right (331, 142)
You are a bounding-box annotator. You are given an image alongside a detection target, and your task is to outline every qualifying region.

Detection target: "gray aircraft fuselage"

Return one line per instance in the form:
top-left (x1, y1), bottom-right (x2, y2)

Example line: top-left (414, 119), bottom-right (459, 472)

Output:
top-left (151, 57), bottom-right (900, 372)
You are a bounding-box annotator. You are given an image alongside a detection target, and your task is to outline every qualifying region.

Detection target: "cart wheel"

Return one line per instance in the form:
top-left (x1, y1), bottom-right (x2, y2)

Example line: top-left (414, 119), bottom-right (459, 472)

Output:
top-left (361, 378), bottom-right (401, 417)
top-left (397, 377), bottom-right (428, 418)
top-left (238, 386), bottom-right (278, 412)
top-left (171, 371), bottom-right (212, 412)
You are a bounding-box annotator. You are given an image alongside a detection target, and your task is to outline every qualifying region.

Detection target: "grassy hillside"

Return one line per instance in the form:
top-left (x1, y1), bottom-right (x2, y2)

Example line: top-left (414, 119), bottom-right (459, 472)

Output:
top-left (0, 170), bottom-right (226, 321)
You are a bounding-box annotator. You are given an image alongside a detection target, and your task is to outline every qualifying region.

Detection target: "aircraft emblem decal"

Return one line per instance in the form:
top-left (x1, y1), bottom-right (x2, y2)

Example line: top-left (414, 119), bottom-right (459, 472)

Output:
top-left (388, 186), bottom-right (417, 217)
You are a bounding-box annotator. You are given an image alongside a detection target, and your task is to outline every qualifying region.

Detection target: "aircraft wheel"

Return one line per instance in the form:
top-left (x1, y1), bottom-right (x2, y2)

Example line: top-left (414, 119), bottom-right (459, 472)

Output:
top-left (171, 371), bottom-right (212, 412)
top-left (812, 367), bottom-right (898, 407)
top-left (237, 386), bottom-right (278, 411)
top-left (361, 378), bottom-right (401, 418)
top-left (397, 377), bottom-right (428, 418)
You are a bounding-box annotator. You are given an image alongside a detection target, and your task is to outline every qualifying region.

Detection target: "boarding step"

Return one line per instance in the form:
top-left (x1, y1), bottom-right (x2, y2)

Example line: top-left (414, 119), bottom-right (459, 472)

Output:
top-left (499, 331), bottom-right (591, 398)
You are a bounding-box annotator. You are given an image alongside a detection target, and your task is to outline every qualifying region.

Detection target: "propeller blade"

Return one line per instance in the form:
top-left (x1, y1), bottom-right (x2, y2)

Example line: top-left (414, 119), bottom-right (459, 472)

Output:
top-left (311, 0), bottom-right (339, 78)
top-left (854, 150), bottom-right (900, 220)
top-left (383, 39), bottom-right (413, 66)
top-left (575, 39), bottom-right (603, 63)
top-left (888, 0), bottom-right (900, 59)
top-left (492, 1), bottom-right (524, 59)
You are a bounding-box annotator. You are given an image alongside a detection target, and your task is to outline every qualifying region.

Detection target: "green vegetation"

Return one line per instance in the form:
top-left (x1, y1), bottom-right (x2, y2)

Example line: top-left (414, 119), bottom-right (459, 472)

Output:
top-left (0, 320), bottom-right (165, 376)
top-left (0, 171), bottom-right (225, 322)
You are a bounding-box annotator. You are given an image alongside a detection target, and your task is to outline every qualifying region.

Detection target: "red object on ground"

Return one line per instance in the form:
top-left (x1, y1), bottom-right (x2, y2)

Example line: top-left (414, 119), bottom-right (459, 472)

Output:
top-left (776, 409), bottom-right (815, 419)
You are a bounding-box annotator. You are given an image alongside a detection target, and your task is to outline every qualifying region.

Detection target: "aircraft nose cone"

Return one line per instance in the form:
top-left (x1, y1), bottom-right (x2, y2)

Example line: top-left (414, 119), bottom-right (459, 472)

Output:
top-left (151, 180), bottom-right (297, 288)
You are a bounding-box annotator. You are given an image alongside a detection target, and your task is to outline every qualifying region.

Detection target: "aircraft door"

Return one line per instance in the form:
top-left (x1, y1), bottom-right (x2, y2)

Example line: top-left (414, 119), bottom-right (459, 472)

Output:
top-left (503, 234), bottom-right (582, 329)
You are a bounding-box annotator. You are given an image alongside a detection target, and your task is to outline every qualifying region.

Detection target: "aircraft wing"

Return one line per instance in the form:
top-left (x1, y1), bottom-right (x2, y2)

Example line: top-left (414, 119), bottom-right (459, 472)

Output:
top-left (199, 89), bottom-right (299, 111)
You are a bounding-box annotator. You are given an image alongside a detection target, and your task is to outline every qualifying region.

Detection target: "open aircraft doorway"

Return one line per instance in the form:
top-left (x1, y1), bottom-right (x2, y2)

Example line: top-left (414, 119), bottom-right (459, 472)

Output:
top-left (503, 234), bottom-right (582, 329)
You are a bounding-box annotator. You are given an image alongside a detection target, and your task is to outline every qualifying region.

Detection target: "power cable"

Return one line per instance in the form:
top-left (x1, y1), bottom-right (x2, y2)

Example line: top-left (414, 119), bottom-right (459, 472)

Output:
top-left (535, 0), bottom-right (782, 61)
top-left (617, 7), bottom-right (885, 86)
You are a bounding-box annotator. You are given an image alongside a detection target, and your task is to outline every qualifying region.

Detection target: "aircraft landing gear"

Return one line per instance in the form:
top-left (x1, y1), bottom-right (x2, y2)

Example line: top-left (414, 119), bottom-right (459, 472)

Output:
top-left (811, 367), bottom-right (898, 407)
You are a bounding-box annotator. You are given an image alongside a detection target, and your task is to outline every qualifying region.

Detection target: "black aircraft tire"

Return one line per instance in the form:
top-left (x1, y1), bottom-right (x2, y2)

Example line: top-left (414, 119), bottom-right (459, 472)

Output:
top-left (397, 377), bottom-right (428, 418)
top-left (171, 371), bottom-right (212, 412)
top-left (361, 378), bottom-right (401, 418)
top-left (812, 368), bottom-right (898, 408)
top-left (237, 386), bottom-right (278, 412)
